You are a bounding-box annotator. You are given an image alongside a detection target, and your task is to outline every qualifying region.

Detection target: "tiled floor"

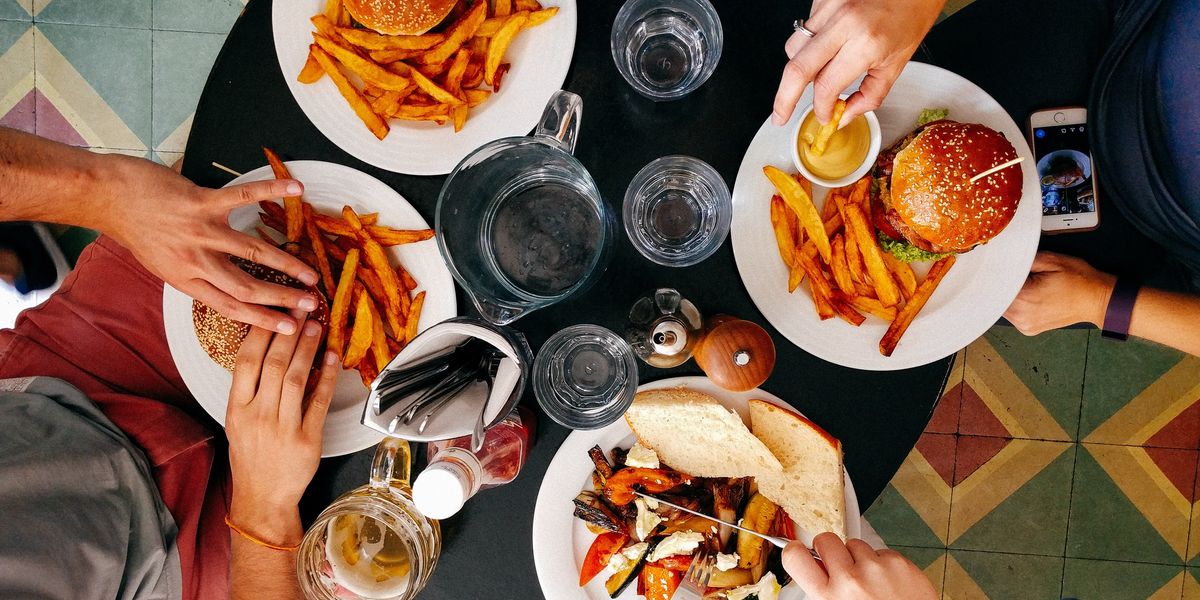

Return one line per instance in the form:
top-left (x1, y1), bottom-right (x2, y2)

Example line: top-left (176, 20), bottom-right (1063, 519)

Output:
top-left (3, 2), bottom-right (1198, 598)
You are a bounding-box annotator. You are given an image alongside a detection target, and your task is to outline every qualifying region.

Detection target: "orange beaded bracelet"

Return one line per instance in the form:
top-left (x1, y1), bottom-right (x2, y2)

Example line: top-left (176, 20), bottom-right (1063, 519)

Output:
top-left (224, 515), bottom-right (301, 552)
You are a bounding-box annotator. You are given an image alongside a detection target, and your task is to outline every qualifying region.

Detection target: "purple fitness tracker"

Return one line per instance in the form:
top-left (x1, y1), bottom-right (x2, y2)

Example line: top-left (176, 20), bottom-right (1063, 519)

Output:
top-left (1101, 277), bottom-right (1141, 341)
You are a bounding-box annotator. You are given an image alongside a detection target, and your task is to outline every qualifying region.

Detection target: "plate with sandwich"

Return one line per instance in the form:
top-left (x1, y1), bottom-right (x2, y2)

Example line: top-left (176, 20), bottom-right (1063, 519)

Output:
top-left (731, 61), bottom-right (1041, 370)
top-left (531, 376), bottom-right (859, 600)
top-left (273, 0), bottom-right (577, 175)
top-left (162, 160), bottom-right (457, 457)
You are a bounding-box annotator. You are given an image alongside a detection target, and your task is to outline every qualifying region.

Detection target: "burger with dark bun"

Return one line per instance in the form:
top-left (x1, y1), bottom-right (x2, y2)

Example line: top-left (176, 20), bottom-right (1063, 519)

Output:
top-left (341, 0), bottom-right (458, 35)
top-left (872, 112), bottom-right (1023, 262)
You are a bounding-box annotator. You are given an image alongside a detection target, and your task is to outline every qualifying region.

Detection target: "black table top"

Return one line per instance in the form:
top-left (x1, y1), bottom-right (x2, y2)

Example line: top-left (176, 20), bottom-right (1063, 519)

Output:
top-left (180, 0), bottom-right (1135, 597)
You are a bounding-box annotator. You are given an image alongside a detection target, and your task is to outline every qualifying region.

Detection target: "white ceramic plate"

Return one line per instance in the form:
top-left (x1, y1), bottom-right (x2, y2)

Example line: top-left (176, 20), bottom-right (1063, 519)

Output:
top-left (272, 0), bottom-right (577, 175)
top-left (531, 376), bottom-right (861, 600)
top-left (731, 62), bottom-right (1041, 371)
top-left (162, 161), bottom-right (457, 457)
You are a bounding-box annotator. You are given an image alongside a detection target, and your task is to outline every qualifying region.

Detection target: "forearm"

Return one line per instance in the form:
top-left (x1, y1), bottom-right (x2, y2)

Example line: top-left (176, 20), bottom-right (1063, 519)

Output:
top-left (1128, 287), bottom-right (1200, 356)
top-left (229, 501), bottom-right (305, 600)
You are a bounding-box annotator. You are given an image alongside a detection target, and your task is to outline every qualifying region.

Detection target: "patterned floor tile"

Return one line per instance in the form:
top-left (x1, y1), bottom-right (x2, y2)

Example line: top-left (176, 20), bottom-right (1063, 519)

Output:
top-left (32, 0), bottom-right (149, 28)
top-left (949, 439), bottom-right (1074, 556)
top-left (927, 349), bottom-right (965, 434)
top-left (959, 328), bottom-right (1084, 440)
top-left (1068, 443), bottom-right (1196, 564)
top-left (943, 550), bottom-right (1063, 599)
top-left (152, 0), bottom-right (244, 34)
top-left (0, 0), bottom-right (31, 21)
top-left (1081, 331), bottom-right (1197, 445)
top-left (154, 150), bottom-right (184, 167)
top-left (0, 20), bottom-right (33, 132)
top-left (1186, 568), bottom-right (1200, 599)
top-left (939, 0), bottom-right (977, 23)
top-left (152, 30), bottom-right (225, 152)
top-left (33, 23), bottom-right (150, 149)
top-left (866, 432), bottom-right (955, 547)
top-left (893, 546), bottom-right (947, 597)
top-left (1062, 559), bottom-right (1184, 600)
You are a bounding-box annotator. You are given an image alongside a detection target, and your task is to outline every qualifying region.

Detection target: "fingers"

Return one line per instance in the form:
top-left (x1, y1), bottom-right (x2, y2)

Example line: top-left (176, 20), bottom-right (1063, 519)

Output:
top-left (216, 178), bottom-right (303, 210)
top-left (187, 279), bottom-right (298, 335)
top-left (782, 541), bottom-right (828, 593)
top-left (224, 233), bottom-right (319, 287)
top-left (784, 30), bottom-right (810, 59)
top-left (280, 319), bottom-right (324, 428)
top-left (811, 48), bottom-right (865, 124)
top-left (812, 532), bottom-right (854, 573)
top-left (772, 36), bottom-right (841, 126)
top-left (211, 257), bottom-right (318, 314)
top-left (845, 538), bottom-right (879, 563)
top-left (843, 62), bottom-right (904, 124)
top-left (255, 313), bottom-right (306, 415)
top-left (1030, 251), bottom-right (1073, 272)
top-left (229, 326), bottom-right (274, 406)
top-left (303, 350), bottom-right (341, 438)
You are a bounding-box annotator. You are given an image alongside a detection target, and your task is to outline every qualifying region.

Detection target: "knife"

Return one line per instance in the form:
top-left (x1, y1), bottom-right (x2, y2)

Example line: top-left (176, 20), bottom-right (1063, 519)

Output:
top-left (634, 490), bottom-right (821, 560)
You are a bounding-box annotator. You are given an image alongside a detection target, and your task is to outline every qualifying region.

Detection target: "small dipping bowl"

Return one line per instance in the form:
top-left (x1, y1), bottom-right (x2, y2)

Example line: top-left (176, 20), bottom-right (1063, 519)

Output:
top-left (790, 96), bottom-right (882, 189)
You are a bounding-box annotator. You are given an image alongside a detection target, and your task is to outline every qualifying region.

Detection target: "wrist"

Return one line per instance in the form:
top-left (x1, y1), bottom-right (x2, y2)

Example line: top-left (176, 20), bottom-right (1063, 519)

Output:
top-left (1089, 273), bottom-right (1118, 327)
top-left (229, 497), bottom-right (303, 545)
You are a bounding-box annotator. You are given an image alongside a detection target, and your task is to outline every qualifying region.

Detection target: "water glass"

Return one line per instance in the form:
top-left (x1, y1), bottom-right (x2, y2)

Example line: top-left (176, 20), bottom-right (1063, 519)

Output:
top-left (533, 325), bottom-right (638, 430)
top-left (610, 0), bottom-right (723, 101)
top-left (623, 155), bottom-right (732, 267)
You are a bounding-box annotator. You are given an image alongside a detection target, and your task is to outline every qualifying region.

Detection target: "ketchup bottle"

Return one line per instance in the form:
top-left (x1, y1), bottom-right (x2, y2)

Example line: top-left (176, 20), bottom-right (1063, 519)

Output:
top-left (412, 406), bottom-right (535, 519)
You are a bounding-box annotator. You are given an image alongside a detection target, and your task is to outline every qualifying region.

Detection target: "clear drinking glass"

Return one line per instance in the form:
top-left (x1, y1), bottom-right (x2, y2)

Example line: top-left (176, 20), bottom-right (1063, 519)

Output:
top-left (533, 325), bottom-right (639, 430)
top-left (610, 0), bottom-right (723, 101)
top-left (436, 91), bottom-right (614, 326)
top-left (623, 155), bottom-right (732, 267)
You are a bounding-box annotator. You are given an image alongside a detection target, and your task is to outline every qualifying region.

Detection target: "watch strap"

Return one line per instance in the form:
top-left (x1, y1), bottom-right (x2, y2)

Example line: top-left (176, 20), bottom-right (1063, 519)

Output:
top-left (1101, 276), bottom-right (1140, 341)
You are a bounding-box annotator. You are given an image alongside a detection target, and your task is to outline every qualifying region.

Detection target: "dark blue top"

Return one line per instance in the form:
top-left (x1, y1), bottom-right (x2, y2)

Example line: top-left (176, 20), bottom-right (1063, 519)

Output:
top-left (1156, 0), bottom-right (1200, 224)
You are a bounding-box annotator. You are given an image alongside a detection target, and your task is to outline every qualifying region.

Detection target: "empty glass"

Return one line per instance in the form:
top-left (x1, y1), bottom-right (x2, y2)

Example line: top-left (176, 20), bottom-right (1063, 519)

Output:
top-left (623, 155), bottom-right (732, 267)
top-left (610, 0), bottom-right (723, 101)
top-left (533, 325), bottom-right (638, 430)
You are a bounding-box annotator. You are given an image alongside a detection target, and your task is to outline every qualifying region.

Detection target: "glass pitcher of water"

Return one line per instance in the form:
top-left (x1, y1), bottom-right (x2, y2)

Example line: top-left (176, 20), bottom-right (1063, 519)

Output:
top-left (436, 90), bottom-right (614, 326)
top-left (298, 438), bottom-right (440, 600)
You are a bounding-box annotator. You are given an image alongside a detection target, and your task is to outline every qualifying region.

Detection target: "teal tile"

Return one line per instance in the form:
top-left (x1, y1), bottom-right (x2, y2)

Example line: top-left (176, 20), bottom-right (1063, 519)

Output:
top-left (0, 0), bottom-right (31, 22)
top-left (0, 17), bottom-right (29, 52)
top-left (154, 150), bottom-right (184, 167)
top-left (34, 0), bottom-right (149, 28)
top-left (151, 30), bottom-right (223, 150)
top-left (864, 481), bottom-right (949, 548)
top-left (946, 550), bottom-right (1063, 599)
top-left (1080, 330), bottom-right (1188, 440)
top-left (36, 23), bottom-right (151, 147)
top-left (981, 326), bottom-right (1088, 439)
top-left (891, 546), bottom-right (947, 595)
top-left (1063, 559), bottom-right (1183, 600)
top-left (152, 0), bottom-right (242, 34)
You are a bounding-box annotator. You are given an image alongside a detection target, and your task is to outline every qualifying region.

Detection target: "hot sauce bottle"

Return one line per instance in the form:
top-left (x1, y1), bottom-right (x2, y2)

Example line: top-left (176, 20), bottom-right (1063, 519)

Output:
top-left (411, 406), bottom-right (535, 519)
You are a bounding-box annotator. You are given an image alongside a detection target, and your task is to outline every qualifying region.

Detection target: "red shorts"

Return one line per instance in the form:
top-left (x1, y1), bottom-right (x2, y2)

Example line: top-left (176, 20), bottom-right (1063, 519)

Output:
top-left (0, 236), bottom-right (230, 600)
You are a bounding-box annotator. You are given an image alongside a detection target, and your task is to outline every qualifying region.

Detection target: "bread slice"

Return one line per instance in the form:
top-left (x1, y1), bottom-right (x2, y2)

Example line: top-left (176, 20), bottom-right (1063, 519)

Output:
top-left (625, 389), bottom-right (782, 478)
top-left (749, 399), bottom-right (847, 539)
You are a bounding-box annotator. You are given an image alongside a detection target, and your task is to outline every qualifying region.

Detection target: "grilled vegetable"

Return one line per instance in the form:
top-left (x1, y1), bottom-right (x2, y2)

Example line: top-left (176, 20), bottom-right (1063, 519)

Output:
top-left (736, 493), bottom-right (778, 569)
top-left (708, 566), bottom-right (755, 588)
top-left (580, 532), bottom-right (627, 586)
top-left (589, 445), bottom-right (615, 479)
top-left (611, 446), bottom-right (629, 469)
top-left (605, 539), bottom-right (652, 597)
top-left (641, 564), bottom-right (682, 600)
top-left (711, 478), bottom-right (748, 548)
top-left (573, 491), bottom-right (623, 534)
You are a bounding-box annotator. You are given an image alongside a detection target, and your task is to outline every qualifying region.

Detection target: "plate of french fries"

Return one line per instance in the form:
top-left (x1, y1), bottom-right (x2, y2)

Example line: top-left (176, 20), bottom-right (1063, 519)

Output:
top-left (273, 0), bottom-right (576, 175)
top-left (731, 62), bottom-right (1041, 371)
top-left (163, 158), bottom-right (457, 456)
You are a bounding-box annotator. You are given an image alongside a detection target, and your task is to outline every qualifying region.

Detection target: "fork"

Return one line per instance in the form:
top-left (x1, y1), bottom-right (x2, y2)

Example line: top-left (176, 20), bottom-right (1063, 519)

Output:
top-left (672, 550), bottom-right (714, 600)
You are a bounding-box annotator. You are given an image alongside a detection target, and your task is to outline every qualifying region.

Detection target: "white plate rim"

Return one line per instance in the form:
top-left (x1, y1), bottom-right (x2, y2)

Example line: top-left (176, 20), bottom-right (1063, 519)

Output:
top-left (531, 376), bottom-right (861, 600)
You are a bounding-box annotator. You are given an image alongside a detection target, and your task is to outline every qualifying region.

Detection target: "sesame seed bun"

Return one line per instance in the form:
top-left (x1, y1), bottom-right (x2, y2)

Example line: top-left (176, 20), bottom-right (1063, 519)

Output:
top-left (191, 258), bottom-right (329, 371)
top-left (881, 121), bottom-right (1022, 254)
top-left (342, 0), bottom-right (457, 35)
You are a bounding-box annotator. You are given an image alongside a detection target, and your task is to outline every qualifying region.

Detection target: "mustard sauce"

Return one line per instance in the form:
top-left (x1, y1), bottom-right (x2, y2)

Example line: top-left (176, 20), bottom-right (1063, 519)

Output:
top-left (798, 113), bottom-right (871, 180)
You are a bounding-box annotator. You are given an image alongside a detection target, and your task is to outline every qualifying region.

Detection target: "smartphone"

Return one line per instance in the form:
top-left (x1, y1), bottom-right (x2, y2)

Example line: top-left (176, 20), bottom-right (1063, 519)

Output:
top-left (1028, 107), bottom-right (1100, 233)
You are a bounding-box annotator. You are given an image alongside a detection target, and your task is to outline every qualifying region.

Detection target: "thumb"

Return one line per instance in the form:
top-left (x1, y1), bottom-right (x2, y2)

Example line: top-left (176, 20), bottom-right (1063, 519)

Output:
top-left (302, 350), bottom-right (340, 437)
top-left (217, 178), bottom-right (304, 209)
top-left (782, 541), bottom-right (828, 594)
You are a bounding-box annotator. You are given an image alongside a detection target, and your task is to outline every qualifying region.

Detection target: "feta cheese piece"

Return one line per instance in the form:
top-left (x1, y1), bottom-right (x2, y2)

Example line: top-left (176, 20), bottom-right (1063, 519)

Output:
top-left (724, 572), bottom-right (781, 600)
top-left (646, 531), bottom-right (705, 562)
top-left (634, 498), bottom-right (663, 541)
top-left (607, 542), bottom-right (648, 572)
top-left (715, 552), bottom-right (740, 572)
top-left (624, 442), bottom-right (660, 469)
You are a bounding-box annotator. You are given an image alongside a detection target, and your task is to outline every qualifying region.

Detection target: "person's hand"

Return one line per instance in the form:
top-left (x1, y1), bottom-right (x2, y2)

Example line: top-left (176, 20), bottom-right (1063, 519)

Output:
top-left (99, 155), bottom-right (319, 334)
top-left (226, 315), bottom-right (339, 537)
top-left (772, 0), bottom-right (945, 127)
top-left (1004, 251), bottom-right (1116, 335)
top-left (783, 533), bottom-right (937, 600)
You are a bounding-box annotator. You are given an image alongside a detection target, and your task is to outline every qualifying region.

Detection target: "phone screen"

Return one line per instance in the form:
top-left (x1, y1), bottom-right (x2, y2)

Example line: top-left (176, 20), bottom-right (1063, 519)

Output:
top-left (1033, 124), bottom-right (1096, 216)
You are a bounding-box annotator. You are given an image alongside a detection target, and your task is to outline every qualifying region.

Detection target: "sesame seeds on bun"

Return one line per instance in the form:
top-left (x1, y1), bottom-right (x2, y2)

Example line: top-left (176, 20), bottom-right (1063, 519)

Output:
top-left (342, 0), bottom-right (458, 35)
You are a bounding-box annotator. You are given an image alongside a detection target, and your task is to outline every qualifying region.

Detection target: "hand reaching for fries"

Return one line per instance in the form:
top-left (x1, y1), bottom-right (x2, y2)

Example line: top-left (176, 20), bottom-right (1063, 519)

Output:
top-left (772, 0), bottom-right (945, 127)
top-left (1003, 252), bottom-right (1116, 335)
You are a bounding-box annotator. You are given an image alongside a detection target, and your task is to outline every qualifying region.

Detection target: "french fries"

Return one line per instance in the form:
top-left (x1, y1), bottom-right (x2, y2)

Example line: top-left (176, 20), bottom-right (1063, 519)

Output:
top-left (300, 0), bottom-right (554, 137)
top-left (328, 248), bottom-right (359, 355)
top-left (262, 147), bottom-right (304, 242)
top-left (344, 290), bottom-right (374, 368)
top-left (809, 99), bottom-right (847, 156)
top-left (764, 169), bottom-right (958, 356)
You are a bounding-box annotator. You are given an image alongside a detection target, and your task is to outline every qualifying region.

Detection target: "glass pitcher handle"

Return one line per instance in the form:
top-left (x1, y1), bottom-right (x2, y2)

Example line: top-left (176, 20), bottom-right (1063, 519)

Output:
top-left (533, 90), bottom-right (583, 154)
top-left (370, 436), bottom-right (413, 489)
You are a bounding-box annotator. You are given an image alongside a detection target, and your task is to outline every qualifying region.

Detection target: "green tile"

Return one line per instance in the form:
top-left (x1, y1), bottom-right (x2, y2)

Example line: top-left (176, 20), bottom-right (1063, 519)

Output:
top-left (151, 30), bottom-right (223, 150)
top-left (0, 17), bottom-right (29, 53)
top-left (951, 441), bottom-right (1074, 556)
top-left (947, 550), bottom-right (1063, 599)
top-left (1080, 330), bottom-right (1188, 439)
top-left (1067, 446), bottom-right (1184, 564)
top-left (34, 0), bottom-right (149, 28)
top-left (893, 545), bottom-right (947, 571)
top-left (36, 23), bottom-right (151, 147)
top-left (864, 482), bottom-right (948, 548)
top-left (984, 326), bottom-right (1088, 439)
top-left (152, 0), bottom-right (242, 34)
top-left (1063, 559), bottom-right (1183, 600)
top-left (53, 226), bottom-right (96, 267)
top-left (0, 0), bottom-right (30, 22)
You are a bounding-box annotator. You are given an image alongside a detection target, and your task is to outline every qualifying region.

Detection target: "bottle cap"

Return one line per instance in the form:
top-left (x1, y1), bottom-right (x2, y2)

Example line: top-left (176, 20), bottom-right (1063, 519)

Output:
top-left (412, 463), bottom-right (470, 520)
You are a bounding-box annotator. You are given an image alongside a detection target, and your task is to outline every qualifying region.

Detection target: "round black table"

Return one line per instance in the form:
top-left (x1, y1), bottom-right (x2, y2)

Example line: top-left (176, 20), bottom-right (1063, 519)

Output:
top-left (181, 0), bottom-right (1139, 597)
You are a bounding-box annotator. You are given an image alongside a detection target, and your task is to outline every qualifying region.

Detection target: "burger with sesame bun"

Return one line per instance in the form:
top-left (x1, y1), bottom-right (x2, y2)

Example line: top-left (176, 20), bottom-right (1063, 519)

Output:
top-left (341, 0), bottom-right (458, 35)
top-left (192, 258), bottom-right (329, 371)
top-left (872, 114), bottom-right (1023, 262)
